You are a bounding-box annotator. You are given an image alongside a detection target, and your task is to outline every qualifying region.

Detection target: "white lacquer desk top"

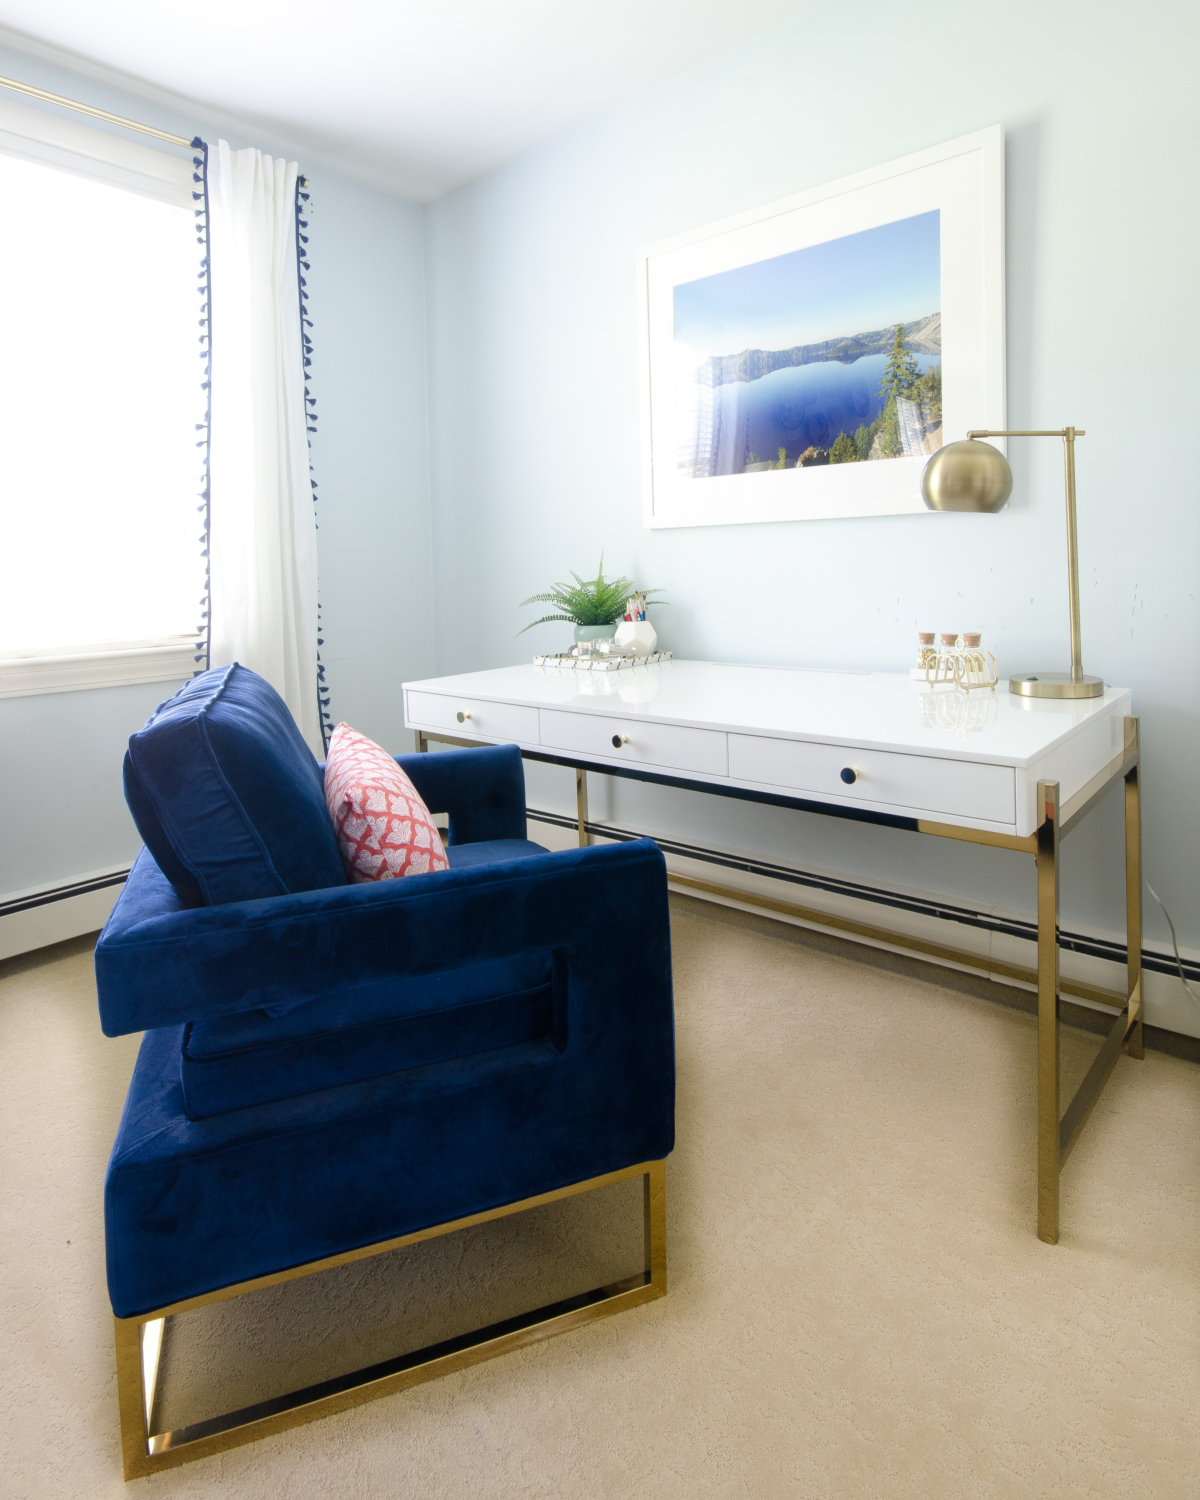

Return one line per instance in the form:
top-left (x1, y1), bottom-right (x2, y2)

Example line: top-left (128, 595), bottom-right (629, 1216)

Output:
top-left (403, 659), bottom-right (1132, 841)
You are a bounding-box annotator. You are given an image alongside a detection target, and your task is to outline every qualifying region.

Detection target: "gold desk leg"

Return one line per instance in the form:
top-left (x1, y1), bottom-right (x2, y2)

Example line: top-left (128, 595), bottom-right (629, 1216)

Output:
top-left (415, 731), bottom-right (428, 754)
top-left (1036, 780), bottom-right (1061, 1245)
top-left (576, 768), bottom-right (590, 847)
top-left (1125, 718), bottom-right (1144, 1060)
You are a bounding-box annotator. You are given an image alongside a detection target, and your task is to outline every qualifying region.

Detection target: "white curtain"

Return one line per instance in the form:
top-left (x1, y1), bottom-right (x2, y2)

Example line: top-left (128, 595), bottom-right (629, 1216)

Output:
top-left (208, 140), bottom-right (320, 750)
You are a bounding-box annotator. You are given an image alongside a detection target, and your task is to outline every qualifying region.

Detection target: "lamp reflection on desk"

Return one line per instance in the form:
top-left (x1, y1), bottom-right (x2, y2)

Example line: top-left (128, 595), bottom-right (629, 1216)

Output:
top-left (921, 427), bottom-right (1104, 700)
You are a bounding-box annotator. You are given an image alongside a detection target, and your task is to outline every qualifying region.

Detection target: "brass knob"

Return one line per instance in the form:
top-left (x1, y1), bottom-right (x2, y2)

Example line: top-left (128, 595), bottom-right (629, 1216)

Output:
top-left (456, 710), bottom-right (470, 723)
top-left (612, 734), bottom-right (629, 748)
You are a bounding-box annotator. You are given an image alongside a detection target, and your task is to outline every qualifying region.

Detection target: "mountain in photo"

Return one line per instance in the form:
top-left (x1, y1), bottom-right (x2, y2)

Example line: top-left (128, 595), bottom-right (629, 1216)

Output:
top-left (700, 312), bottom-right (940, 388)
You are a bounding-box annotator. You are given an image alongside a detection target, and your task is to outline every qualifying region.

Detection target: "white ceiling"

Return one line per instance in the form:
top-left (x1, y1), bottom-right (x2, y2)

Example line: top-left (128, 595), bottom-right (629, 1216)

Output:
top-left (0, 0), bottom-right (830, 201)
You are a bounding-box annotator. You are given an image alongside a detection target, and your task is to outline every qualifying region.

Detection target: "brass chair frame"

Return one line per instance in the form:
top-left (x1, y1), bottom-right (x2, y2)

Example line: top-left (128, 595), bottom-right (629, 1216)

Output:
top-left (115, 1159), bottom-right (667, 1480)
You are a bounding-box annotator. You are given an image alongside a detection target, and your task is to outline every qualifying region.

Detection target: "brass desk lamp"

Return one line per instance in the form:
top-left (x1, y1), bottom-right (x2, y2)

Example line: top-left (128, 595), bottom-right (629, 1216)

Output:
top-left (921, 427), bottom-right (1104, 699)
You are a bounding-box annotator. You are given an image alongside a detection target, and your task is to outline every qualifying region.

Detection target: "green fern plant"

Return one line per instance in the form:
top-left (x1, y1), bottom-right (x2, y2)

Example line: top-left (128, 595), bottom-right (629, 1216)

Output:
top-left (519, 557), bottom-right (664, 633)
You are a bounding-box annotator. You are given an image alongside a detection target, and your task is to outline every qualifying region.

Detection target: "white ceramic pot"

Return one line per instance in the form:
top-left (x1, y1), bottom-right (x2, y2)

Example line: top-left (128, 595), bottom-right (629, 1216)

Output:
top-left (614, 620), bottom-right (657, 656)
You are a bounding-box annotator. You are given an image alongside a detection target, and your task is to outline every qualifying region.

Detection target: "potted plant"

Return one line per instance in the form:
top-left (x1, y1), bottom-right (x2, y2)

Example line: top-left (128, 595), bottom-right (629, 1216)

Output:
top-left (519, 559), bottom-right (664, 648)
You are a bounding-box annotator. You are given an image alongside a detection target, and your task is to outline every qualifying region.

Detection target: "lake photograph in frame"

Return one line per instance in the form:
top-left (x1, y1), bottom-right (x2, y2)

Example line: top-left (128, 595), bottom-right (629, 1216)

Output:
top-left (673, 210), bottom-right (942, 482)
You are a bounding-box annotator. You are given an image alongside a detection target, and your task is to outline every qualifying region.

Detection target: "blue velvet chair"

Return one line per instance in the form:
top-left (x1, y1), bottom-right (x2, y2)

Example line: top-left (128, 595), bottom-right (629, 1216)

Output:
top-left (96, 664), bottom-right (674, 1480)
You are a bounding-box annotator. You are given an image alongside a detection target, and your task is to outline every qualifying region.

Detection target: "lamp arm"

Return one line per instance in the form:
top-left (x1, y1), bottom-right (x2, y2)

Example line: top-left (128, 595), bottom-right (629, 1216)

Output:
top-left (966, 428), bottom-right (1086, 684)
top-left (967, 429), bottom-right (1086, 439)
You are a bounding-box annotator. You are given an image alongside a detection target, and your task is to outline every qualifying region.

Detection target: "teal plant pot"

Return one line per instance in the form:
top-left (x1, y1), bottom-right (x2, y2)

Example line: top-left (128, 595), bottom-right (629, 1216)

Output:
top-left (573, 624), bottom-right (617, 644)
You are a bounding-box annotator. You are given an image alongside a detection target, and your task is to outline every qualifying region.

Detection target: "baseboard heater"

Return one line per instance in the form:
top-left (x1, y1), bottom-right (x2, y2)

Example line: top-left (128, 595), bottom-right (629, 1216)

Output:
top-left (0, 869), bottom-right (130, 920)
top-left (0, 868), bottom-right (132, 962)
top-left (525, 807), bottom-right (1200, 997)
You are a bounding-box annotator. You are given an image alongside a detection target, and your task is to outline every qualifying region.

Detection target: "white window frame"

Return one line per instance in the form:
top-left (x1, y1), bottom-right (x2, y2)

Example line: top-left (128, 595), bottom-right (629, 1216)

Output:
top-left (0, 98), bottom-right (202, 698)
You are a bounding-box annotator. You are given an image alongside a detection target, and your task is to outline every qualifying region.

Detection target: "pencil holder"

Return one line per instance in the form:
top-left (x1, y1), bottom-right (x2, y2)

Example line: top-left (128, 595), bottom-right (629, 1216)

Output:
top-left (614, 621), bottom-right (658, 656)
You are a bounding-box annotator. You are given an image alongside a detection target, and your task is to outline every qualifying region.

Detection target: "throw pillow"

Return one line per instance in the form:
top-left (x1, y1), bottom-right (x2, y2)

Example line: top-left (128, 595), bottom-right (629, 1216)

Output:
top-left (324, 722), bottom-right (450, 881)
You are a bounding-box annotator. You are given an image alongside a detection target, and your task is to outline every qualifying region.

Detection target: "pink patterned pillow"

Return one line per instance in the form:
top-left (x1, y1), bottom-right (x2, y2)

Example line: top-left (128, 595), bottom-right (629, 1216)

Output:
top-left (324, 722), bottom-right (449, 882)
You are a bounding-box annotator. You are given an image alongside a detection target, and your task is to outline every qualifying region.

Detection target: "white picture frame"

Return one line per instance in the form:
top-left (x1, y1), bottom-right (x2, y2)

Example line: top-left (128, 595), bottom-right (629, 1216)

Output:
top-left (638, 126), bottom-right (1005, 529)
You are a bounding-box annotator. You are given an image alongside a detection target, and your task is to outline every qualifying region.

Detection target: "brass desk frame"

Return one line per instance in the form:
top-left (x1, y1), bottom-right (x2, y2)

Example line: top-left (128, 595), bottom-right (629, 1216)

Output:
top-left (419, 714), bottom-right (1143, 1247)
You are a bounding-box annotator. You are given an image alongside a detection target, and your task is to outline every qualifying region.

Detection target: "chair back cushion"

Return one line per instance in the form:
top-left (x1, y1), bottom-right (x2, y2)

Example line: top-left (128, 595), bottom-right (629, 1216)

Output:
top-left (123, 663), bottom-right (348, 906)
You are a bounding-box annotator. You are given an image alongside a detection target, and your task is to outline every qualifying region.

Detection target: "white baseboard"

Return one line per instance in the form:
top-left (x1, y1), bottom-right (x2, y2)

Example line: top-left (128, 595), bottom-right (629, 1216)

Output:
top-left (526, 810), bottom-right (1200, 1043)
top-left (0, 867), bottom-right (128, 961)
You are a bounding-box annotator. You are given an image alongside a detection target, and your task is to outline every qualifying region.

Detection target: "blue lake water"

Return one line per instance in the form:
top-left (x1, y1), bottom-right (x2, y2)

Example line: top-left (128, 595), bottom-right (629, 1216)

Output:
top-left (686, 352), bottom-right (939, 475)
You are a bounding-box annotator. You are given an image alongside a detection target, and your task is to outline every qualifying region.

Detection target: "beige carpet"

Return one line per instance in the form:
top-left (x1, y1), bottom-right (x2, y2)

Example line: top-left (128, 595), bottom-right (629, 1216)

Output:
top-left (1, 896), bottom-right (1197, 1499)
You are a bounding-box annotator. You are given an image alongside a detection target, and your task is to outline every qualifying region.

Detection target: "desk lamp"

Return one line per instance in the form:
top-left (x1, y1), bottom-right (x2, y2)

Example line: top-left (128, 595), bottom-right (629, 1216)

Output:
top-left (920, 427), bottom-right (1104, 699)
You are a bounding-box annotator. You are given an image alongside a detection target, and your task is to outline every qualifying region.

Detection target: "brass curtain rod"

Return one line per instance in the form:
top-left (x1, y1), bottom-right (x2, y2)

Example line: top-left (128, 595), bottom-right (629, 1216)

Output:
top-left (0, 73), bottom-right (192, 148)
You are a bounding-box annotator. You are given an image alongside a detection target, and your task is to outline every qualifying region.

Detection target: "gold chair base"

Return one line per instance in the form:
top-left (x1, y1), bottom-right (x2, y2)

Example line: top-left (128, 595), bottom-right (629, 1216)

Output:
top-left (115, 1159), bottom-right (667, 1481)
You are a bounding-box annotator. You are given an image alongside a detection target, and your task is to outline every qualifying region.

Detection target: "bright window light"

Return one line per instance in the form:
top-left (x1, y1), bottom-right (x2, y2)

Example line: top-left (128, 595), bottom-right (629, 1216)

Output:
top-left (0, 150), bottom-right (203, 656)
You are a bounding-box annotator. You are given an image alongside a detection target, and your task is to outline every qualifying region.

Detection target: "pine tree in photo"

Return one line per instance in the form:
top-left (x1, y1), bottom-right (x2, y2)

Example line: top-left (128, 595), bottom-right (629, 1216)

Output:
top-left (854, 422), bottom-right (872, 461)
top-left (879, 323), bottom-right (920, 402)
top-left (922, 361), bottom-right (942, 421)
top-left (879, 392), bottom-right (903, 457)
top-left (829, 432), bottom-right (858, 464)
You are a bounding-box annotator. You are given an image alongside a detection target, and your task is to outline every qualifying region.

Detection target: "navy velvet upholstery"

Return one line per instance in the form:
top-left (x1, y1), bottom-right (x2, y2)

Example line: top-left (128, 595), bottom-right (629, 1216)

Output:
top-left (444, 838), bottom-right (547, 870)
top-left (100, 699), bottom-right (674, 1322)
top-left (179, 837), bottom-right (553, 1117)
top-left (122, 663), bottom-right (347, 906)
top-left (396, 744), bottom-right (528, 847)
top-left (102, 836), bottom-right (675, 1318)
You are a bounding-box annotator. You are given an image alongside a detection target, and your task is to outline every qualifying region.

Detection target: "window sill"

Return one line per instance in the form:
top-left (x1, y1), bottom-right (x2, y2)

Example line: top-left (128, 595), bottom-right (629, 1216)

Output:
top-left (0, 639), bottom-right (203, 700)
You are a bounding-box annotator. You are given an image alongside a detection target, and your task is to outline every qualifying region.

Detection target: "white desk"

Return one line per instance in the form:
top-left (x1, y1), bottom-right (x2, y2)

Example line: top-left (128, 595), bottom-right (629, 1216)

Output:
top-left (403, 660), bottom-right (1144, 1243)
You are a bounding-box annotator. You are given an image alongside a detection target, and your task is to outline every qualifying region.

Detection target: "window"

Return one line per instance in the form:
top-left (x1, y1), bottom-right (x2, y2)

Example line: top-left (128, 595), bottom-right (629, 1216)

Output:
top-left (0, 99), bottom-right (204, 696)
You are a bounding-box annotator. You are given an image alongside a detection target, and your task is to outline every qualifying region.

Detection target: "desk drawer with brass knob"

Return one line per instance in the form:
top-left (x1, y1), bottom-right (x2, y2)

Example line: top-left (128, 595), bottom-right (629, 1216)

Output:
top-left (405, 691), bottom-right (539, 744)
top-left (728, 733), bottom-right (1015, 824)
top-left (539, 709), bottom-right (727, 776)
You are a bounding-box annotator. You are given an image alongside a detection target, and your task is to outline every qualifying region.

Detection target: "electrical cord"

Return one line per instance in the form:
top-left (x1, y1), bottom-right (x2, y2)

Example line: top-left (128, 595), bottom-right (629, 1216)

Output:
top-left (1145, 882), bottom-right (1200, 1009)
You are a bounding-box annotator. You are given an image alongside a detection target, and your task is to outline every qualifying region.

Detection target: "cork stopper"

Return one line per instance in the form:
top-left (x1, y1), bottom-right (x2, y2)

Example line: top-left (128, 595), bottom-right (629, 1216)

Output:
top-left (918, 632), bottom-right (935, 646)
top-left (940, 633), bottom-right (958, 647)
top-left (962, 632), bottom-right (982, 648)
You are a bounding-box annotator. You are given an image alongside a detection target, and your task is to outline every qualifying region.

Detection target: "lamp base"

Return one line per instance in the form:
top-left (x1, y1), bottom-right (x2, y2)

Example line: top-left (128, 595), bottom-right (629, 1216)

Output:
top-left (1009, 672), bottom-right (1105, 700)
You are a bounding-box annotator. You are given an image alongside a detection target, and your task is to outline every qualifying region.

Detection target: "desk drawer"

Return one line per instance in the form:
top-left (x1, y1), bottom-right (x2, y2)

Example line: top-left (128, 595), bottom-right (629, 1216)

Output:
top-left (728, 733), bottom-right (1014, 824)
top-left (540, 709), bottom-right (728, 777)
top-left (406, 691), bottom-right (539, 743)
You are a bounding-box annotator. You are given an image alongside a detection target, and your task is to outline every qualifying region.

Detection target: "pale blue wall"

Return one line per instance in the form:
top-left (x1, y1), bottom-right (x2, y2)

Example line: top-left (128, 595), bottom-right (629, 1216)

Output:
top-left (6, 0), bottom-right (1199, 957)
top-left (422, 0), bottom-right (1200, 948)
top-left (0, 43), bottom-right (433, 895)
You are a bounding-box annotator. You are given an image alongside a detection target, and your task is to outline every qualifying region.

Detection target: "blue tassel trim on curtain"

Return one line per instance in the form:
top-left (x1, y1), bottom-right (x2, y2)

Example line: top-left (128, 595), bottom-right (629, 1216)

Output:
top-left (295, 173), bottom-right (333, 753)
top-left (191, 137), bottom-right (212, 676)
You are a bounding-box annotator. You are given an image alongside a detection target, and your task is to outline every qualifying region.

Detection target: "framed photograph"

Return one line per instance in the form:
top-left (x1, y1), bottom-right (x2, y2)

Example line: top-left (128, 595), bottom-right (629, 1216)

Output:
top-left (638, 126), bottom-right (1005, 528)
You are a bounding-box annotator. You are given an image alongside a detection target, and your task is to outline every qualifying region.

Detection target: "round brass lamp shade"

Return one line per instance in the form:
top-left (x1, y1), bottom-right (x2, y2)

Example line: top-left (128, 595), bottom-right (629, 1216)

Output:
top-left (921, 439), bottom-right (1013, 512)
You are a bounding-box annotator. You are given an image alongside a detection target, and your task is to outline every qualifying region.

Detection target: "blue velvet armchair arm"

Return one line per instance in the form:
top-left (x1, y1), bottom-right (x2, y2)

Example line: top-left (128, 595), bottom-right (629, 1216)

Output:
top-left (396, 743), bottom-right (527, 845)
top-left (96, 835), bottom-right (669, 1036)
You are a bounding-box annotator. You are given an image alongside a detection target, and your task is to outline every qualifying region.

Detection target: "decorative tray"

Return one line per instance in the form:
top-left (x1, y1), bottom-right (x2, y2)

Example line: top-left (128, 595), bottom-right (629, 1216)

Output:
top-left (532, 651), bottom-right (673, 672)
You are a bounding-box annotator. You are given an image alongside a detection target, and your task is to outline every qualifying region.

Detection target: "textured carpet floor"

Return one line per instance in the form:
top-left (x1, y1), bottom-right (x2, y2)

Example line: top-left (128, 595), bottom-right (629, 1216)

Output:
top-left (1, 895), bottom-right (1197, 1499)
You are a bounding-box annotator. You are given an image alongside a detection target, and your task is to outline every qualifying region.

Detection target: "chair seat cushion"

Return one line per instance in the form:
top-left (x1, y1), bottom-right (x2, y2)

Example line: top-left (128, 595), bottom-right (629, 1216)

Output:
top-left (445, 839), bottom-right (549, 871)
top-left (123, 662), bottom-right (347, 907)
top-left (108, 1000), bottom-right (675, 1318)
top-left (179, 837), bottom-right (552, 1118)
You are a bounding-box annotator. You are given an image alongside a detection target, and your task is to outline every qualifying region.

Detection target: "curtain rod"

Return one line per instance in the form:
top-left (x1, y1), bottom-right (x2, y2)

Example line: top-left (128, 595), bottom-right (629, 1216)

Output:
top-left (0, 73), bottom-right (192, 148)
